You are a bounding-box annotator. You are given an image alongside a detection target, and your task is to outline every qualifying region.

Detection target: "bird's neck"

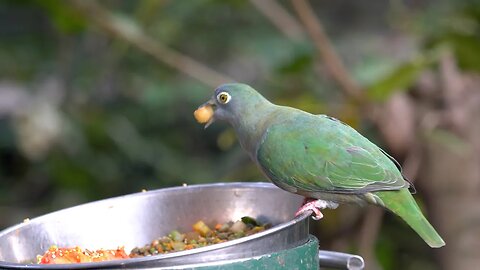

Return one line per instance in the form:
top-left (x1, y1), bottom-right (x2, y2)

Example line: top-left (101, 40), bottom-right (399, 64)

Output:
top-left (231, 103), bottom-right (279, 157)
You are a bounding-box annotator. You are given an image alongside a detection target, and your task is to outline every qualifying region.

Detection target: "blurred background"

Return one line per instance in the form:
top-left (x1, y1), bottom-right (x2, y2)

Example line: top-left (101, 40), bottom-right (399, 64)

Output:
top-left (1, 0), bottom-right (479, 269)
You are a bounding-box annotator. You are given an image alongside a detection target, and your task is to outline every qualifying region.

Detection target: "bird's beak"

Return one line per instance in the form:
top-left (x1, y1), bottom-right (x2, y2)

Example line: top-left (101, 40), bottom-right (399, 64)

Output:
top-left (194, 98), bottom-right (216, 129)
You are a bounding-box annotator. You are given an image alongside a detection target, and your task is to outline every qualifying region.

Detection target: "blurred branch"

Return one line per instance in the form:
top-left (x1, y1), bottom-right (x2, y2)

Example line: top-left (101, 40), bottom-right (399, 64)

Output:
top-left (440, 51), bottom-right (468, 132)
top-left (68, 0), bottom-right (235, 88)
top-left (112, 0), bottom-right (168, 56)
top-left (358, 207), bottom-right (383, 270)
top-left (290, 0), bottom-right (363, 102)
top-left (249, 0), bottom-right (305, 41)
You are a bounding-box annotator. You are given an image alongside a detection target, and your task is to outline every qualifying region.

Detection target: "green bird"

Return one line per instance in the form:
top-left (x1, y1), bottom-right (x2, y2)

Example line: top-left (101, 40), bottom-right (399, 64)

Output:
top-left (194, 83), bottom-right (445, 248)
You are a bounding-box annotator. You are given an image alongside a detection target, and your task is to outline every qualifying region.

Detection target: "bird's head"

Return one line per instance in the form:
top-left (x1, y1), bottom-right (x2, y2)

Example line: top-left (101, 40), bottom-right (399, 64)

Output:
top-left (194, 83), bottom-right (270, 128)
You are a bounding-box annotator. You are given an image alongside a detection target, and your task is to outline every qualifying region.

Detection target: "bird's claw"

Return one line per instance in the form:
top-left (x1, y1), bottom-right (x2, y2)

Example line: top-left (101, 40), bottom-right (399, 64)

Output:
top-left (295, 198), bottom-right (338, 220)
top-left (295, 199), bottom-right (325, 220)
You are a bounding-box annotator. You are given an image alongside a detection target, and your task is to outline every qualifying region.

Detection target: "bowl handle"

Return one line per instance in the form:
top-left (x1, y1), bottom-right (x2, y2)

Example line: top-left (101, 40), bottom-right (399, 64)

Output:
top-left (318, 250), bottom-right (365, 269)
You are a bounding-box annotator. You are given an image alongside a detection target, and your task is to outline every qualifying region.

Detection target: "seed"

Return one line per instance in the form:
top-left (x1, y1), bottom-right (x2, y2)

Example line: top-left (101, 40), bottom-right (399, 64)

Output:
top-left (193, 105), bottom-right (214, 124)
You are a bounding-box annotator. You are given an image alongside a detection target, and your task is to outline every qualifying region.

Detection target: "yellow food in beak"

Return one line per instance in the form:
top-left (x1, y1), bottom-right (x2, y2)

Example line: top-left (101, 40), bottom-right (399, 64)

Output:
top-left (194, 104), bottom-right (214, 124)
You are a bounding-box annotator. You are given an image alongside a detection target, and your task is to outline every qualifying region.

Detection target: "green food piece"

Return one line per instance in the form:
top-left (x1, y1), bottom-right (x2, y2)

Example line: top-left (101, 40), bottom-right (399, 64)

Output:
top-left (196, 83), bottom-right (445, 248)
top-left (217, 232), bottom-right (229, 240)
top-left (171, 242), bottom-right (185, 251)
top-left (234, 231), bottom-right (246, 238)
top-left (168, 230), bottom-right (184, 242)
top-left (241, 216), bottom-right (258, 227)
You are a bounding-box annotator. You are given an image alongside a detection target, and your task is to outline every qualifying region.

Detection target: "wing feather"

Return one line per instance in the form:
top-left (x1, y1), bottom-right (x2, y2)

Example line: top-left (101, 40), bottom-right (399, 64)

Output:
top-left (256, 114), bottom-right (407, 194)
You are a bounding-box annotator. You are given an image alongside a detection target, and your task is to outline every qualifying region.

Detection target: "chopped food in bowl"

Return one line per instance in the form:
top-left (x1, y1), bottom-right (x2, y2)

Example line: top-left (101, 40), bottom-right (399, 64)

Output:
top-left (36, 216), bottom-right (270, 264)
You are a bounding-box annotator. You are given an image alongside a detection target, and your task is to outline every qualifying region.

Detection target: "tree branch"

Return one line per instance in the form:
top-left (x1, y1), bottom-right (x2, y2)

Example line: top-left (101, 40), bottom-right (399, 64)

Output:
top-left (290, 0), bottom-right (363, 102)
top-left (249, 0), bottom-right (306, 41)
top-left (69, 0), bottom-right (235, 88)
top-left (358, 207), bottom-right (383, 270)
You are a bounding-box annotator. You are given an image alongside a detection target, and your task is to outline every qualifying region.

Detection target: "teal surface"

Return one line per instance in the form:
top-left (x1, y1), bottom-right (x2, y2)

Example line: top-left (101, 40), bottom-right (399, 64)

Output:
top-left (184, 236), bottom-right (319, 270)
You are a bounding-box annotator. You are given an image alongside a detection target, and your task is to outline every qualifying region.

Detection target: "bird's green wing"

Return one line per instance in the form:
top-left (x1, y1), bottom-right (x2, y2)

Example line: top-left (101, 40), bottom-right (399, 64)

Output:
top-left (256, 114), bottom-right (407, 194)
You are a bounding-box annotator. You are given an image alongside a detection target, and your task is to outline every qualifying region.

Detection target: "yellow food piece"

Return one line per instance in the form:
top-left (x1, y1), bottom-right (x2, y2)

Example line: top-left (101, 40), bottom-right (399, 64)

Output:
top-left (194, 105), bottom-right (213, 124)
top-left (192, 220), bottom-right (211, 237)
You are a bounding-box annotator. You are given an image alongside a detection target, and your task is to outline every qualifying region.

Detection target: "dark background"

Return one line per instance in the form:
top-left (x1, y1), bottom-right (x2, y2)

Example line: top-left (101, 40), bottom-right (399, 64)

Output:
top-left (1, 1), bottom-right (479, 269)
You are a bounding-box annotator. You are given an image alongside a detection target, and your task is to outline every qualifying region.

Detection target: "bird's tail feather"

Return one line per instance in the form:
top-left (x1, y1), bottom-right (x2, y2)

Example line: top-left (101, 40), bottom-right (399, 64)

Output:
top-left (375, 189), bottom-right (445, 248)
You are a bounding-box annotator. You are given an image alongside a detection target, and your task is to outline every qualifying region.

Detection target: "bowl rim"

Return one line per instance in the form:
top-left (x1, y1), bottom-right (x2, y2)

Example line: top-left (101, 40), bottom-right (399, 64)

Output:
top-left (0, 182), bottom-right (310, 269)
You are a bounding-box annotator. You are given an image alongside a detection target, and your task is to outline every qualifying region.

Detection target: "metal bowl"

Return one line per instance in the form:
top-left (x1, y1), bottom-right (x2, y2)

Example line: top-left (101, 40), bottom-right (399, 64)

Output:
top-left (0, 182), bottom-right (310, 269)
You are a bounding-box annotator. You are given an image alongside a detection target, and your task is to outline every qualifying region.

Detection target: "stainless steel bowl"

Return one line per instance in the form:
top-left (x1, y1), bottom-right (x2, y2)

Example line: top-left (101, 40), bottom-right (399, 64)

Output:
top-left (0, 182), bottom-right (310, 269)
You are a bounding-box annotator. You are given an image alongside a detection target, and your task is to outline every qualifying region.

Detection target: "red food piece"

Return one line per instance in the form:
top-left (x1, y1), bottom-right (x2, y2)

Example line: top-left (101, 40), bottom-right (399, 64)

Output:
top-left (37, 245), bottom-right (129, 264)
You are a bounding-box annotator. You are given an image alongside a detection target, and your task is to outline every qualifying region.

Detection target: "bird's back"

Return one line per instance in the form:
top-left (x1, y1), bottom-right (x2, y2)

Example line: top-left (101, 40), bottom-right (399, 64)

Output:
top-left (255, 108), bottom-right (408, 198)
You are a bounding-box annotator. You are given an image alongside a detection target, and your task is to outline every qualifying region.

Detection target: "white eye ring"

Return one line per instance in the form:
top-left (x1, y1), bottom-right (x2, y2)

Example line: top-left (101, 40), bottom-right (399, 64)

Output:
top-left (216, 92), bottom-right (231, 104)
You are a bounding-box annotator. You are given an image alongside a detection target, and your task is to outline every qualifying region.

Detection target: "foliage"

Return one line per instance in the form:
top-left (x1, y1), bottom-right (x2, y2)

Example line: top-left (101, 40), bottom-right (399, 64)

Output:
top-left (366, 52), bottom-right (436, 102)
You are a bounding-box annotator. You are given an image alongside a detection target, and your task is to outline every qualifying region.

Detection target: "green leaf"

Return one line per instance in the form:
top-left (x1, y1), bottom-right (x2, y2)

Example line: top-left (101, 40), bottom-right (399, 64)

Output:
top-left (449, 33), bottom-right (480, 72)
top-left (277, 52), bottom-right (314, 74)
top-left (34, 0), bottom-right (86, 33)
top-left (423, 3), bottom-right (480, 72)
top-left (366, 55), bottom-right (432, 101)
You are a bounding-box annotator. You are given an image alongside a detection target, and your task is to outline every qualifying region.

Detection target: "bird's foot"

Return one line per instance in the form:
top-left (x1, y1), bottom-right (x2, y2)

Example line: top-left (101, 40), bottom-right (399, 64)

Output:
top-left (295, 198), bottom-right (339, 221)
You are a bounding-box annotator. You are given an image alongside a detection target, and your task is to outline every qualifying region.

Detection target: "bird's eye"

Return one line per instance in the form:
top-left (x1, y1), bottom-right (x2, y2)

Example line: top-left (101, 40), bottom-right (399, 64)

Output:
top-left (216, 92), bottom-right (231, 104)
